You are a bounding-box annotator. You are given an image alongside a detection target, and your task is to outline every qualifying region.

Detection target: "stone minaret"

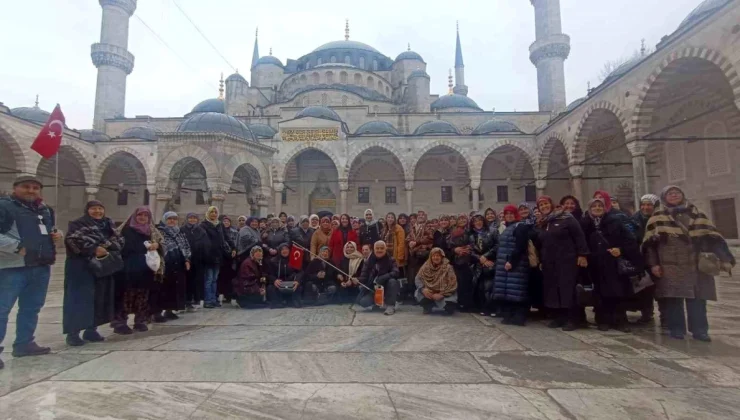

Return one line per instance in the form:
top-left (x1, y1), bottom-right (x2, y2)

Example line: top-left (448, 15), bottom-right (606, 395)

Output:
top-left (453, 22), bottom-right (468, 96)
top-left (529, 0), bottom-right (570, 112)
top-left (251, 28), bottom-right (259, 69)
top-left (91, 0), bottom-right (137, 131)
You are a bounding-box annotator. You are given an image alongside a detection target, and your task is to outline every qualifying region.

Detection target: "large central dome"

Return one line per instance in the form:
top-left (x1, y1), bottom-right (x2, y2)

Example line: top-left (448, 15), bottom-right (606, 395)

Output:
top-left (312, 40), bottom-right (380, 54)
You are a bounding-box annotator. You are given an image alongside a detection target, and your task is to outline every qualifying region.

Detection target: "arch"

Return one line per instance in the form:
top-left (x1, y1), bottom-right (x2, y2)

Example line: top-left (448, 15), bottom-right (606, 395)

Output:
top-left (54, 143), bottom-right (94, 184)
top-left (221, 151), bottom-right (270, 190)
top-left (93, 147), bottom-right (151, 186)
top-left (472, 139), bottom-right (537, 181)
top-left (279, 143), bottom-right (344, 180)
top-left (537, 132), bottom-right (568, 179)
top-left (571, 100), bottom-right (628, 165)
top-left (157, 144), bottom-right (219, 183)
top-left (0, 119), bottom-right (27, 176)
top-left (633, 46), bottom-right (740, 140)
top-left (409, 140), bottom-right (473, 179)
top-left (347, 142), bottom-right (410, 180)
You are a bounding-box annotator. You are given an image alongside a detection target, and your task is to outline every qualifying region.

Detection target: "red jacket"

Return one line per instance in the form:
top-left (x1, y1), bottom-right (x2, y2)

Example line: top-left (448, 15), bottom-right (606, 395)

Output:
top-left (328, 228), bottom-right (359, 266)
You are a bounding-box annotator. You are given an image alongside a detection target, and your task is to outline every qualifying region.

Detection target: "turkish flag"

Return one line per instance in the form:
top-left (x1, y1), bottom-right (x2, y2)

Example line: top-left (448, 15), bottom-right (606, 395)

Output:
top-left (288, 245), bottom-right (304, 270)
top-left (30, 104), bottom-right (65, 159)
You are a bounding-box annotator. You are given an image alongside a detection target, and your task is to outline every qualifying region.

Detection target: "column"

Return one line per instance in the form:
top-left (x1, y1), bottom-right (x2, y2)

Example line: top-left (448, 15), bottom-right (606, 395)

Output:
top-left (153, 192), bottom-right (171, 220)
top-left (405, 180), bottom-right (414, 214)
top-left (632, 153), bottom-right (649, 206)
top-left (339, 179), bottom-right (349, 215)
top-left (273, 181), bottom-right (283, 216)
top-left (569, 165), bottom-right (585, 204)
top-left (84, 187), bottom-right (99, 203)
top-left (470, 177), bottom-right (480, 212)
top-left (535, 179), bottom-right (547, 198)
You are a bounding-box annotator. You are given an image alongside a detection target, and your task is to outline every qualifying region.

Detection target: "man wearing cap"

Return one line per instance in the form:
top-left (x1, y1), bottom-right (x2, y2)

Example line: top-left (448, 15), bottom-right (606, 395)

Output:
top-left (0, 176), bottom-right (61, 368)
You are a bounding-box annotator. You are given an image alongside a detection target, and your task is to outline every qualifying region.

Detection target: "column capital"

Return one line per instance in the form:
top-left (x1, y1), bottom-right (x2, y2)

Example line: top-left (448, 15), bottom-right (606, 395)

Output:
top-left (404, 180), bottom-right (414, 191)
top-left (99, 0), bottom-right (137, 16)
top-left (338, 178), bottom-right (349, 191)
top-left (568, 164), bottom-right (584, 177)
top-left (155, 192), bottom-right (172, 202)
top-left (273, 181), bottom-right (284, 193)
top-left (470, 177), bottom-right (481, 190)
top-left (84, 187), bottom-right (99, 195)
top-left (91, 43), bottom-right (135, 74)
top-left (535, 179), bottom-right (547, 190)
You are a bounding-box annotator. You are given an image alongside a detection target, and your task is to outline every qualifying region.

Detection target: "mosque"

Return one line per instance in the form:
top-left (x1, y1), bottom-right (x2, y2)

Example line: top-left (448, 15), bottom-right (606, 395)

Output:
top-left (0, 0), bottom-right (738, 242)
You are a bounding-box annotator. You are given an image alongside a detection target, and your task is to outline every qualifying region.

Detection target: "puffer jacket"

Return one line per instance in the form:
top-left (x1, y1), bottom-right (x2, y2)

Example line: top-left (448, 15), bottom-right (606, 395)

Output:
top-left (493, 222), bottom-right (531, 302)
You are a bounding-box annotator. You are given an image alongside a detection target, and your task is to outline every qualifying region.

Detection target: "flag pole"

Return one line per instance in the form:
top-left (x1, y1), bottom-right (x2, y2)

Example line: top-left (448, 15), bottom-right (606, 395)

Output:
top-left (53, 154), bottom-right (59, 232)
top-left (291, 241), bottom-right (373, 292)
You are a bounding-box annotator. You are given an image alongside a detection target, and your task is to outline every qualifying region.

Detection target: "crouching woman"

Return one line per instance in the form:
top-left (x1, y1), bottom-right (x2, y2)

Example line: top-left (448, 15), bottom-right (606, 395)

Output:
top-left (234, 246), bottom-right (267, 308)
top-left (415, 247), bottom-right (458, 315)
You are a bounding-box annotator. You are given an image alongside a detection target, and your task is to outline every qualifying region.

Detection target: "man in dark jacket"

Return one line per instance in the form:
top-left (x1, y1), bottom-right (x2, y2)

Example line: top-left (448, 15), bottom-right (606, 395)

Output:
top-left (0, 177), bottom-right (62, 368)
top-left (358, 241), bottom-right (400, 315)
top-left (266, 243), bottom-right (303, 307)
top-left (289, 216), bottom-right (314, 269)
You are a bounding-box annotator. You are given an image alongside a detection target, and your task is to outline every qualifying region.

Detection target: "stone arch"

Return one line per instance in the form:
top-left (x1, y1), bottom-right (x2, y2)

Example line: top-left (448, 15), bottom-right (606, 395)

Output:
top-left (409, 140), bottom-right (473, 179)
top-left (571, 100), bottom-right (629, 165)
top-left (279, 143), bottom-right (344, 180)
top-left (347, 142), bottom-right (410, 180)
top-left (56, 142), bottom-right (94, 184)
top-left (222, 151), bottom-right (270, 190)
top-left (93, 147), bottom-right (151, 187)
top-left (157, 144), bottom-right (219, 183)
top-left (537, 132), bottom-right (568, 179)
top-left (0, 119), bottom-right (27, 176)
top-left (473, 139), bottom-right (537, 181)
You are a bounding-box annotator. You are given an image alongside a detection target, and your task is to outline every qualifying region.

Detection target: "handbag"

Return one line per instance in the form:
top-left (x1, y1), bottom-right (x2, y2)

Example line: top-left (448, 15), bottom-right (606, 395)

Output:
top-left (697, 252), bottom-right (721, 276)
top-left (576, 284), bottom-right (594, 307)
top-left (616, 258), bottom-right (640, 277)
top-left (630, 272), bottom-right (654, 294)
top-left (88, 251), bottom-right (123, 278)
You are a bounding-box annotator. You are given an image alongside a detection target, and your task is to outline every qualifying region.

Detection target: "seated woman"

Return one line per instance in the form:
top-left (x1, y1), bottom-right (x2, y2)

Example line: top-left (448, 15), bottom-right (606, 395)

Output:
top-left (234, 246), bottom-right (268, 308)
top-left (357, 241), bottom-right (400, 315)
top-left (304, 246), bottom-right (338, 304)
top-left (415, 247), bottom-right (458, 315)
top-left (266, 243), bottom-right (303, 308)
top-left (338, 241), bottom-right (364, 303)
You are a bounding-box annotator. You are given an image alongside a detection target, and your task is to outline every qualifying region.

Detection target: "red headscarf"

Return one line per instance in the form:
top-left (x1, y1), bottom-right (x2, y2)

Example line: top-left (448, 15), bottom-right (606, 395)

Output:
top-left (593, 190), bottom-right (612, 211)
top-left (502, 205), bottom-right (521, 222)
top-left (536, 195), bottom-right (553, 207)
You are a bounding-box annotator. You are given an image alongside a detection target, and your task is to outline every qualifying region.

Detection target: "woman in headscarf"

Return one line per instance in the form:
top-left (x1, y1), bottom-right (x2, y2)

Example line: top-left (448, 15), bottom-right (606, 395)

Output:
top-left (559, 196), bottom-right (584, 221)
top-left (237, 217), bottom-right (261, 261)
top-left (581, 198), bottom-right (642, 332)
top-left (234, 246), bottom-right (267, 308)
top-left (593, 190), bottom-right (638, 235)
top-left (278, 212), bottom-right (288, 228)
top-left (309, 214), bottom-right (320, 230)
top-left (415, 247), bottom-right (458, 315)
top-left (236, 216), bottom-right (247, 231)
top-left (633, 194), bottom-right (660, 242)
top-left (304, 245), bottom-right (338, 304)
top-left (536, 196), bottom-right (589, 331)
top-left (469, 213), bottom-right (498, 316)
top-left (433, 215), bottom-right (452, 259)
top-left (518, 203), bottom-right (537, 226)
top-left (406, 210), bottom-right (434, 297)
top-left (518, 203), bottom-right (544, 312)
top-left (329, 214), bottom-right (359, 266)
top-left (338, 241), bottom-right (364, 303)
top-left (382, 212), bottom-right (406, 270)
top-left (289, 215), bottom-right (314, 270)
top-left (310, 216), bottom-right (332, 258)
top-left (493, 205), bottom-right (534, 326)
top-left (113, 207), bottom-right (164, 334)
top-left (266, 243), bottom-right (303, 308)
top-left (358, 241), bottom-right (401, 315)
top-left (286, 215), bottom-right (296, 230)
top-left (484, 208), bottom-right (500, 234)
top-left (448, 213), bottom-right (474, 312)
top-left (359, 209), bottom-right (382, 248)
top-left (199, 206), bottom-right (232, 308)
top-left (630, 193), bottom-right (661, 324)
top-left (217, 215), bottom-right (238, 305)
top-left (181, 212), bottom-right (205, 310)
top-left (643, 186), bottom-right (735, 341)
top-left (153, 211), bottom-right (192, 321)
top-left (351, 218), bottom-right (362, 236)
top-left (63, 200), bottom-right (124, 345)
top-left (262, 216), bottom-right (290, 257)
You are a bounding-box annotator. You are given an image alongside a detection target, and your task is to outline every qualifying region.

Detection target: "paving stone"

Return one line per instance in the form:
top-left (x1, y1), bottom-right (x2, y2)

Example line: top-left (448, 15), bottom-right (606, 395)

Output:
top-left (613, 357), bottom-right (740, 387)
top-left (0, 353), bottom-right (100, 397)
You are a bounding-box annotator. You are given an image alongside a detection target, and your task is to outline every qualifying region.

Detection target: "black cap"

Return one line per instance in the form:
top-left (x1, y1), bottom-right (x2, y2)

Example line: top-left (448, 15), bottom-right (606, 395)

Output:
top-left (13, 176), bottom-right (43, 188)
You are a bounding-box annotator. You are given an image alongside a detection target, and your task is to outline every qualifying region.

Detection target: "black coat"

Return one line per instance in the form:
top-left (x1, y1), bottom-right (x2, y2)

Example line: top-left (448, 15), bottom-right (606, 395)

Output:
top-left (304, 257), bottom-right (337, 292)
top-left (199, 221), bottom-right (229, 266)
top-left (581, 213), bottom-right (644, 299)
top-left (536, 213), bottom-right (589, 309)
top-left (359, 222), bottom-right (382, 247)
top-left (119, 227), bottom-right (157, 289)
top-left (263, 228), bottom-right (290, 253)
top-left (267, 255), bottom-right (301, 284)
top-left (358, 254), bottom-right (399, 288)
top-left (290, 227), bottom-right (314, 266)
top-left (433, 229), bottom-right (452, 260)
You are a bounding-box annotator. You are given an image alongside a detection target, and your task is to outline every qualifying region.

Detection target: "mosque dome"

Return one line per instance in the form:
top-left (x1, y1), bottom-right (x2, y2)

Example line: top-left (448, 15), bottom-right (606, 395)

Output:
top-left (177, 112), bottom-right (256, 141)
top-left (190, 98), bottom-right (224, 114)
top-left (395, 50), bottom-right (424, 62)
top-left (354, 121), bottom-right (400, 136)
top-left (294, 105), bottom-right (343, 123)
top-left (430, 94), bottom-right (482, 112)
top-left (408, 70), bottom-right (430, 80)
top-left (566, 97), bottom-right (587, 112)
top-left (255, 56), bottom-right (284, 67)
top-left (472, 119), bottom-right (521, 135)
top-left (604, 55), bottom-right (644, 83)
top-left (247, 123), bottom-right (277, 139)
top-left (120, 126), bottom-right (159, 141)
top-left (10, 106), bottom-right (50, 124)
top-left (313, 40), bottom-right (381, 54)
top-left (225, 73), bottom-right (247, 83)
top-left (413, 120), bottom-right (460, 136)
top-left (78, 129), bottom-right (110, 143)
top-left (679, 0), bottom-right (729, 29)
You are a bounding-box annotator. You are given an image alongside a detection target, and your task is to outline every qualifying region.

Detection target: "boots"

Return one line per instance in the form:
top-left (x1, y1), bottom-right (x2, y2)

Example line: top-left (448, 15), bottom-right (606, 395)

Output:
top-left (12, 341), bottom-right (51, 357)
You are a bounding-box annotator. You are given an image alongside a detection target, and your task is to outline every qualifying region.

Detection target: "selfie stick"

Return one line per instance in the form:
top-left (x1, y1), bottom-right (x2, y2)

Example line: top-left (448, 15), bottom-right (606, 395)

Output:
top-left (290, 241), bottom-right (373, 292)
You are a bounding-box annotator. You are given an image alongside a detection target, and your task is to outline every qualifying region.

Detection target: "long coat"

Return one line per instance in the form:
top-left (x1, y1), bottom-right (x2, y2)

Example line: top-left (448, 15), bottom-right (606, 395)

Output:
top-left (199, 221), bottom-right (229, 266)
top-left (536, 213), bottom-right (589, 309)
top-left (493, 222), bottom-right (531, 302)
top-left (382, 223), bottom-right (407, 267)
top-left (234, 258), bottom-right (264, 296)
top-left (328, 228), bottom-right (359, 266)
top-left (581, 213), bottom-right (643, 299)
top-left (119, 227), bottom-right (160, 289)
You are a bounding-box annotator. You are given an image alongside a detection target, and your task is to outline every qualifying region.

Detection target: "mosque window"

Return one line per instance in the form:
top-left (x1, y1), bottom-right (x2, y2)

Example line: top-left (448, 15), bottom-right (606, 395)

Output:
top-left (195, 190), bottom-right (205, 205)
top-left (345, 55), bottom-right (351, 64)
top-left (385, 86), bottom-right (390, 96)
top-left (666, 141), bottom-right (686, 182)
top-left (340, 71), bottom-right (348, 84)
top-left (330, 55), bottom-right (337, 63)
top-left (385, 187), bottom-right (397, 204)
top-left (317, 57), bottom-right (323, 65)
top-left (441, 186), bottom-right (452, 203)
top-left (144, 189), bottom-right (150, 205)
top-left (326, 72), bottom-right (334, 84)
top-left (281, 189), bottom-right (287, 205)
top-left (312, 72), bottom-right (320, 84)
top-left (497, 186), bottom-right (509, 203)
top-left (358, 187), bottom-right (370, 204)
top-left (525, 185), bottom-right (536, 202)
top-left (354, 73), bottom-right (362, 85)
top-left (117, 190), bottom-right (128, 206)
top-left (366, 76), bottom-right (374, 88)
top-left (373, 60), bottom-right (378, 71)
top-left (359, 56), bottom-right (365, 69)
top-left (377, 81), bottom-right (382, 91)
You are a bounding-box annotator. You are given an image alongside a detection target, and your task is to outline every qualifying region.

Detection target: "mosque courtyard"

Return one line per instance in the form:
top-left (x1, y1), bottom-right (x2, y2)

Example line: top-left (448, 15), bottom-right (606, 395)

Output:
top-left (2, 260), bottom-right (740, 419)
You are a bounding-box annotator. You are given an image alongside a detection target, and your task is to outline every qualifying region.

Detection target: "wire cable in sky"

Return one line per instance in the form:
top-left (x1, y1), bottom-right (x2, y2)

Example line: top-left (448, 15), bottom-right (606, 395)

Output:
top-left (172, 0), bottom-right (236, 72)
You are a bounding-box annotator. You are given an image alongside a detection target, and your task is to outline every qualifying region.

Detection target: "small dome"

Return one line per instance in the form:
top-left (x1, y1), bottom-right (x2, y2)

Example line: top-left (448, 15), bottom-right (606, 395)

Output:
top-left (679, 0), bottom-right (728, 29)
top-left (78, 129), bottom-right (110, 143)
top-left (408, 69), bottom-right (430, 80)
top-left (294, 105), bottom-right (343, 123)
top-left (430, 94), bottom-right (482, 111)
top-left (354, 121), bottom-right (400, 136)
top-left (255, 56), bottom-right (284, 67)
top-left (604, 56), bottom-right (644, 83)
top-left (395, 50), bottom-right (424, 62)
top-left (472, 119), bottom-right (522, 135)
top-left (120, 126), bottom-right (159, 141)
top-left (225, 73), bottom-right (247, 83)
top-left (248, 123), bottom-right (277, 139)
top-left (177, 112), bottom-right (256, 141)
top-left (10, 106), bottom-right (51, 124)
top-left (566, 97), bottom-right (587, 112)
top-left (313, 40), bottom-right (380, 54)
top-left (413, 120), bottom-right (460, 136)
top-left (191, 98), bottom-right (224, 114)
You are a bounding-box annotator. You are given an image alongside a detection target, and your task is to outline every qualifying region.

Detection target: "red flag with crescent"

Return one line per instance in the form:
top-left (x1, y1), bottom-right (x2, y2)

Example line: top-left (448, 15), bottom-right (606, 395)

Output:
top-left (289, 245), bottom-right (304, 270)
top-left (30, 104), bottom-right (65, 159)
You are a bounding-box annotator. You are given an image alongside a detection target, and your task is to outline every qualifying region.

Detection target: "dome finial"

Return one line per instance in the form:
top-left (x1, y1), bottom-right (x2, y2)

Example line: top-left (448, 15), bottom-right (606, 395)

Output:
top-left (407, 42), bottom-right (411, 51)
top-left (345, 19), bottom-right (350, 40)
top-left (269, 47), bottom-right (273, 55)
top-left (640, 38), bottom-right (646, 56)
top-left (456, 20), bottom-right (459, 33)
top-left (218, 73), bottom-right (224, 100)
top-left (34, 94), bottom-right (39, 108)
top-left (448, 69), bottom-right (454, 95)
top-left (256, 27), bottom-right (258, 38)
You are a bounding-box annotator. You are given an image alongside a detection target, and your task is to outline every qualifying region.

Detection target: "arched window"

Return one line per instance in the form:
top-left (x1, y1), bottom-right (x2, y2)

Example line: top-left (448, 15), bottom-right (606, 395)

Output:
top-left (300, 74), bottom-right (307, 85)
top-left (373, 59), bottom-right (378, 71)
top-left (344, 55), bottom-right (351, 64)
top-left (326, 71), bottom-right (334, 84)
top-left (317, 57), bottom-right (323, 65)
top-left (359, 56), bottom-right (365, 69)
top-left (385, 86), bottom-right (390, 96)
top-left (354, 73), bottom-right (362, 85)
top-left (367, 76), bottom-right (374, 88)
top-left (330, 55), bottom-right (337, 63)
top-left (377, 81), bottom-right (382, 91)
top-left (340, 71), bottom-right (348, 84)
top-left (312, 72), bottom-right (320, 84)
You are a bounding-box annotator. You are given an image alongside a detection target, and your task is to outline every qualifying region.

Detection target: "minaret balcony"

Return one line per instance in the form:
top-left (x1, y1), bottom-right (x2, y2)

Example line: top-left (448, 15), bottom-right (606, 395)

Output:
top-left (528, 34), bottom-right (571, 65)
top-left (91, 42), bottom-right (135, 74)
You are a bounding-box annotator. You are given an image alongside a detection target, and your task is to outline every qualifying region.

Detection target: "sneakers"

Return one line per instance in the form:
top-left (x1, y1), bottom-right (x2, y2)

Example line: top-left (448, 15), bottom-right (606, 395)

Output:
top-left (203, 303), bottom-right (216, 309)
top-left (384, 306), bottom-right (396, 316)
top-left (82, 329), bottom-right (105, 342)
top-left (12, 342), bottom-right (51, 358)
top-left (163, 311), bottom-right (179, 320)
top-left (66, 333), bottom-right (85, 347)
top-left (185, 304), bottom-right (196, 312)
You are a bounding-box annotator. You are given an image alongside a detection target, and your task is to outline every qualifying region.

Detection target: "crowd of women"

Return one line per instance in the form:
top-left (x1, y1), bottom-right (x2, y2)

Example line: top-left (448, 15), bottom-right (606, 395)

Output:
top-left (61, 185), bottom-right (735, 348)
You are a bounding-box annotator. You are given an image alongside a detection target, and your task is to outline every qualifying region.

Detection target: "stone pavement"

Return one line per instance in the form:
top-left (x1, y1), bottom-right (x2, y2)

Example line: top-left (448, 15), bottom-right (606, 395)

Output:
top-left (2, 263), bottom-right (740, 419)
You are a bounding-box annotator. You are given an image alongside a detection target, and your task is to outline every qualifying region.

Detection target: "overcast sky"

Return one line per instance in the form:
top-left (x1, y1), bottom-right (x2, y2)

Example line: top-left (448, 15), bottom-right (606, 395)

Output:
top-left (0, 0), bottom-right (703, 129)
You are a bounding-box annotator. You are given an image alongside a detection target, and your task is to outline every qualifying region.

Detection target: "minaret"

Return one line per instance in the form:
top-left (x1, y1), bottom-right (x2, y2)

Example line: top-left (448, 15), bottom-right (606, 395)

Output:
top-left (453, 22), bottom-right (468, 96)
top-left (91, 0), bottom-right (137, 131)
top-left (251, 27), bottom-right (259, 69)
top-left (529, 0), bottom-right (570, 112)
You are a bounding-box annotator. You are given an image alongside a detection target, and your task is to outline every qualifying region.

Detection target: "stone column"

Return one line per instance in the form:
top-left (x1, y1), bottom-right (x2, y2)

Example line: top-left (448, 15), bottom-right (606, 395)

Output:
top-left (405, 180), bottom-right (414, 214)
top-left (632, 153), bottom-right (649, 206)
top-left (339, 179), bottom-right (349, 215)
top-left (569, 165), bottom-right (585, 204)
top-left (85, 187), bottom-right (99, 203)
top-left (153, 191), bottom-right (171, 220)
top-left (273, 181), bottom-right (284, 216)
top-left (210, 190), bottom-right (226, 213)
top-left (470, 177), bottom-right (481, 212)
top-left (535, 179), bottom-right (547, 198)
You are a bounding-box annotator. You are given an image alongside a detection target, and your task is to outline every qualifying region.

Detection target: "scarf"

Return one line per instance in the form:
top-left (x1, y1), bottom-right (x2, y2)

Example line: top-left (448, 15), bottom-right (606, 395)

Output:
top-left (127, 206), bottom-right (153, 236)
top-left (643, 202), bottom-right (724, 244)
top-left (364, 209), bottom-right (377, 226)
top-left (518, 202), bottom-right (536, 225)
top-left (343, 241), bottom-right (363, 277)
top-left (161, 211), bottom-right (180, 234)
top-left (158, 222), bottom-right (191, 262)
top-left (593, 190), bottom-right (613, 212)
top-left (205, 206), bottom-right (220, 226)
top-left (66, 212), bottom-right (121, 256)
top-left (450, 213), bottom-right (469, 239)
top-left (417, 248), bottom-right (457, 296)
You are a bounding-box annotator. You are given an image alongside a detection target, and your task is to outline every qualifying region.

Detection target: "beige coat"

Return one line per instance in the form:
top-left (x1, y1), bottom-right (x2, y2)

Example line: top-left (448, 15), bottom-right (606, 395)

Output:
top-left (644, 235), bottom-right (717, 300)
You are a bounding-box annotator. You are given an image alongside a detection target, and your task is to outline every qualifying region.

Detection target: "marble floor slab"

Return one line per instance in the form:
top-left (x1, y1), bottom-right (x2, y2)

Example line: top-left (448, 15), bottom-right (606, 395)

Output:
top-left (0, 381), bottom-right (219, 420)
top-left (385, 384), bottom-right (571, 420)
top-left (190, 383), bottom-right (397, 420)
top-left (154, 325), bottom-right (524, 352)
top-left (52, 350), bottom-right (493, 383)
top-left (494, 323), bottom-right (595, 351)
top-left (63, 325), bottom-right (203, 353)
top-left (472, 351), bottom-right (661, 389)
top-left (0, 353), bottom-right (100, 397)
top-left (548, 387), bottom-right (740, 420)
top-left (164, 306), bottom-right (355, 326)
top-left (351, 305), bottom-right (484, 326)
top-left (613, 357), bottom-right (740, 387)
top-left (569, 333), bottom-right (688, 359)
top-left (634, 332), bottom-right (740, 357)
